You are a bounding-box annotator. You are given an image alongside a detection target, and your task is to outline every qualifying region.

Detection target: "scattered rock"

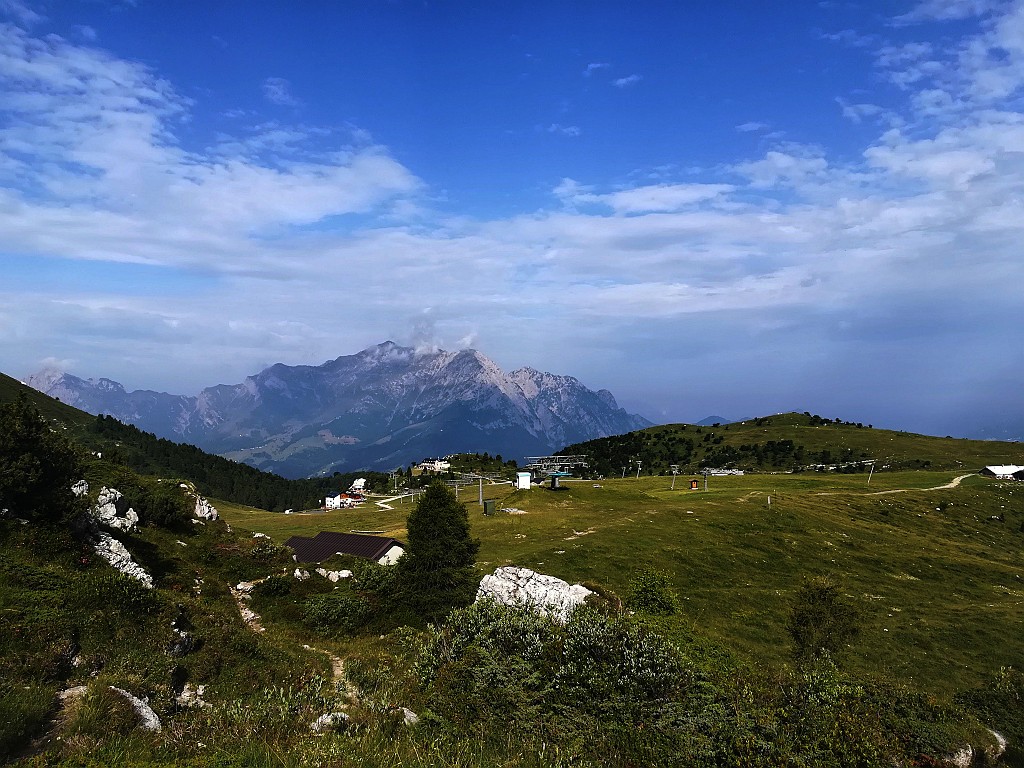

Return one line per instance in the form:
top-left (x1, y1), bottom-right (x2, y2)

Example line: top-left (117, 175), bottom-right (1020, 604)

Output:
top-left (476, 566), bottom-right (592, 622)
top-left (167, 613), bottom-right (199, 658)
top-left (109, 687), bottom-right (162, 732)
top-left (229, 584), bottom-right (265, 632)
top-left (945, 744), bottom-right (973, 767)
top-left (315, 568), bottom-right (352, 582)
top-left (501, 507), bottom-right (528, 515)
top-left (310, 712), bottom-right (349, 733)
top-left (294, 568), bottom-right (310, 581)
top-left (71, 480), bottom-right (89, 497)
top-left (91, 487), bottom-right (139, 533)
top-left (399, 706), bottom-right (419, 725)
top-left (253, 532), bottom-right (270, 539)
top-left (61, 685), bottom-right (162, 732)
top-left (175, 683), bottom-right (212, 710)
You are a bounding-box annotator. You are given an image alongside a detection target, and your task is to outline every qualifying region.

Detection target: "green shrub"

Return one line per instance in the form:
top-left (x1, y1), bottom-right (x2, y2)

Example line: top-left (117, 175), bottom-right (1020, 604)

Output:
top-left (253, 574), bottom-right (291, 597)
top-left (302, 594), bottom-right (372, 634)
top-left (627, 568), bottom-right (680, 615)
top-left (352, 559), bottom-right (397, 593)
top-left (786, 576), bottom-right (860, 663)
top-left (75, 571), bottom-right (160, 617)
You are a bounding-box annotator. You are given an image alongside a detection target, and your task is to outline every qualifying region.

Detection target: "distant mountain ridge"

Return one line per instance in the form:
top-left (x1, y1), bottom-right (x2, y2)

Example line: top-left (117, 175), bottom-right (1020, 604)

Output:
top-left (27, 341), bottom-right (651, 478)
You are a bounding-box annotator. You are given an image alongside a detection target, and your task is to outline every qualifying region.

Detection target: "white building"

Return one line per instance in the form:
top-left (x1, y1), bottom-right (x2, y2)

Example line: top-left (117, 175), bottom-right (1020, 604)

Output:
top-left (981, 465), bottom-right (1024, 479)
top-left (419, 459), bottom-right (451, 473)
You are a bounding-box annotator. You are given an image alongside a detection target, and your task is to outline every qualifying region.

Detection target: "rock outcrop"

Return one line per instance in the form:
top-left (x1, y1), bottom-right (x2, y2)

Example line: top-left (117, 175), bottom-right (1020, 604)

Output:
top-left (91, 487), bottom-right (138, 533)
top-left (476, 566), bottom-right (592, 622)
top-left (93, 532), bottom-right (154, 588)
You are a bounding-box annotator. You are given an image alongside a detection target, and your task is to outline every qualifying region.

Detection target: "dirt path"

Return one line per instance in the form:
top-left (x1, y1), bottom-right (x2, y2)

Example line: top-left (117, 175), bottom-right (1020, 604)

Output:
top-left (815, 473), bottom-right (974, 497)
top-left (867, 473), bottom-right (973, 495)
top-left (228, 582), bottom-right (266, 633)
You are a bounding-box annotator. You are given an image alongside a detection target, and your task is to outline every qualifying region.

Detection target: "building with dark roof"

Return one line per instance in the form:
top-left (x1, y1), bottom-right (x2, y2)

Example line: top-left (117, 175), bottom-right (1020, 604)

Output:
top-left (285, 531), bottom-right (405, 565)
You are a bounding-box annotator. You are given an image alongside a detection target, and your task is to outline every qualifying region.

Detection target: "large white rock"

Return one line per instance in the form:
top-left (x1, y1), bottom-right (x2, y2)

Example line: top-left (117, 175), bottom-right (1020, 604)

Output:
top-left (91, 487), bottom-right (138, 533)
top-left (93, 532), bottom-right (154, 589)
top-left (193, 495), bottom-right (219, 521)
top-left (476, 566), bottom-right (592, 622)
top-left (71, 480), bottom-right (89, 497)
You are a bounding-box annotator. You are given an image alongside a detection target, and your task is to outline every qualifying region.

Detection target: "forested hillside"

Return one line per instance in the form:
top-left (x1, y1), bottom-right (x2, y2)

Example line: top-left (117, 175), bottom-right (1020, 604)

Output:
top-left (562, 412), bottom-right (1024, 477)
top-left (0, 371), bottom-right (387, 511)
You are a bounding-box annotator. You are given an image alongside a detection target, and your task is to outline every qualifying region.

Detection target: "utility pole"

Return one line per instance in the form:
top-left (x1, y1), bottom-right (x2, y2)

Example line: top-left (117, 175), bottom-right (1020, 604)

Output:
top-left (670, 464), bottom-right (679, 490)
top-left (478, 476), bottom-right (484, 507)
top-left (635, 461), bottom-right (642, 480)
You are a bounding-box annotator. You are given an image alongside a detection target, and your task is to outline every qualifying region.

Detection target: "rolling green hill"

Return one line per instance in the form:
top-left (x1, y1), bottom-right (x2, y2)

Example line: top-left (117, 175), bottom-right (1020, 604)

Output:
top-left (562, 412), bottom-right (1024, 477)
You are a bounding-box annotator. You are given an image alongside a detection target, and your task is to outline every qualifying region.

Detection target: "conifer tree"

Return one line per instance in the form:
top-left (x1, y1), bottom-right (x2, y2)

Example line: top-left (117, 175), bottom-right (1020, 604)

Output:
top-left (0, 394), bottom-right (83, 522)
top-left (397, 480), bottom-right (480, 622)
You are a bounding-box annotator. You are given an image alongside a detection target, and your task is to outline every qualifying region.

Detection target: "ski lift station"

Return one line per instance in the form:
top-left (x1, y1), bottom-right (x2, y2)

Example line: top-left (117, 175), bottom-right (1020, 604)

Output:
top-left (523, 455), bottom-right (589, 489)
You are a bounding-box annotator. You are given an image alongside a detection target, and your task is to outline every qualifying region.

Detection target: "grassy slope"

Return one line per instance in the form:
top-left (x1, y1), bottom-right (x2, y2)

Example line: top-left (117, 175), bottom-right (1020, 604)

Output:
top-left (220, 470), bottom-right (1024, 697)
top-left (0, 371), bottom-right (94, 431)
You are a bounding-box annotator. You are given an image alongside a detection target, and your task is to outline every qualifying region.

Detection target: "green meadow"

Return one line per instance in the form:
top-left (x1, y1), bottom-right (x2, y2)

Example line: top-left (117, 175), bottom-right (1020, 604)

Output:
top-left (220, 469), bottom-right (1024, 696)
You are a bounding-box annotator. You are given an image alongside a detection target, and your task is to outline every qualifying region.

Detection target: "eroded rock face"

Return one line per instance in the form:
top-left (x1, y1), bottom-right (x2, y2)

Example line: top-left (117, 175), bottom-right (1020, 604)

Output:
top-left (91, 487), bottom-right (138, 533)
top-left (93, 532), bottom-right (154, 588)
top-left (475, 566), bottom-right (592, 622)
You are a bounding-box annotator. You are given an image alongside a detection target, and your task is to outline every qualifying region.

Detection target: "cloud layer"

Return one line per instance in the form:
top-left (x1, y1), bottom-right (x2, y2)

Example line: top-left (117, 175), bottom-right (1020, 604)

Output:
top-left (2, 3), bottom-right (1024, 437)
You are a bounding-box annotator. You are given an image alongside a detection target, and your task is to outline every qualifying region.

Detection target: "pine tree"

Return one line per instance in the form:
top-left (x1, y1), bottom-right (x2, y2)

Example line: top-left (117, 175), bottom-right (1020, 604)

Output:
top-left (0, 394), bottom-right (83, 522)
top-left (397, 480), bottom-right (480, 622)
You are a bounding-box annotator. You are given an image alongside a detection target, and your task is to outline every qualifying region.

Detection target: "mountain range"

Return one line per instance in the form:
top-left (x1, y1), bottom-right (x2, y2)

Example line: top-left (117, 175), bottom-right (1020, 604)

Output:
top-left (27, 341), bottom-right (651, 478)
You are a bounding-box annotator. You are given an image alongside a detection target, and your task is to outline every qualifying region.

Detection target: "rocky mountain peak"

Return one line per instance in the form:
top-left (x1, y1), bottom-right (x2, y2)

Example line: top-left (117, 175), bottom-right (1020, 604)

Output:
top-left (28, 342), bottom-right (652, 477)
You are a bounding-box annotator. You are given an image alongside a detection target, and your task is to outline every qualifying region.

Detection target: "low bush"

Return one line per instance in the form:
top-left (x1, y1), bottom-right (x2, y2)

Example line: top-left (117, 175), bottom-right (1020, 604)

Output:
top-left (302, 594), bottom-right (372, 635)
top-left (627, 568), bottom-right (680, 615)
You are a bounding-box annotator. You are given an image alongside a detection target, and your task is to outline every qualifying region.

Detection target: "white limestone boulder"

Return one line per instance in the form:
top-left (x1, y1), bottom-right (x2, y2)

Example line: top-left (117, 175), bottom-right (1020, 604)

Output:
top-left (91, 487), bottom-right (138, 533)
top-left (315, 568), bottom-right (352, 582)
top-left (475, 566), bottom-right (592, 622)
top-left (193, 495), bottom-right (219, 521)
top-left (93, 533), bottom-right (154, 589)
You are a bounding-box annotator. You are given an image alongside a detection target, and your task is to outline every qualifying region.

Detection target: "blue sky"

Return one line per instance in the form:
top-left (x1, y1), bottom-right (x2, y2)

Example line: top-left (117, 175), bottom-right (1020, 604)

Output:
top-left (2, 0), bottom-right (1023, 437)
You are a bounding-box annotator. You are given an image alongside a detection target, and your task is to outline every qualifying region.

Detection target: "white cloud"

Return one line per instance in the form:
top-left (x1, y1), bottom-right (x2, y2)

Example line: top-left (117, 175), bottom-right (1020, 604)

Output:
top-left (0, 24), bottom-right (423, 270)
top-left (0, 0), bottom-right (42, 25)
top-left (732, 149), bottom-right (829, 189)
top-left (555, 181), bottom-right (734, 214)
top-left (836, 98), bottom-right (887, 123)
top-left (584, 62), bottom-right (609, 76)
top-left (613, 74), bottom-right (642, 87)
top-left (547, 123), bottom-right (581, 136)
top-left (896, 0), bottom-right (1001, 22)
top-left (736, 121), bottom-right (769, 132)
top-left (262, 76), bottom-right (300, 106)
